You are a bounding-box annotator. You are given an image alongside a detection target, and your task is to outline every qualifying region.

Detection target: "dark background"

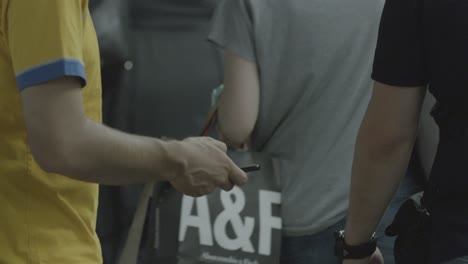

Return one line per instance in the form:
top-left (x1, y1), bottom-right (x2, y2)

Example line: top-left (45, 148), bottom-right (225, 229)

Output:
top-left (90, 1), bottom-right (222, 263)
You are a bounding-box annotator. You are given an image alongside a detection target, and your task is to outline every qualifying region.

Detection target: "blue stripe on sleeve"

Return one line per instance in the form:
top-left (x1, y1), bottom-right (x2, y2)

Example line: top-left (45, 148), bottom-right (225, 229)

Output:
top-left (16, 58), bottom-right (87, 91)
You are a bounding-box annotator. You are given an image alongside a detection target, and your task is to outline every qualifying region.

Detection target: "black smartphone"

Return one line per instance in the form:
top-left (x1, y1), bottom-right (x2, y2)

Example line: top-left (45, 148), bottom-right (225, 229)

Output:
top-left (241, 164), bottom-right (261, 172)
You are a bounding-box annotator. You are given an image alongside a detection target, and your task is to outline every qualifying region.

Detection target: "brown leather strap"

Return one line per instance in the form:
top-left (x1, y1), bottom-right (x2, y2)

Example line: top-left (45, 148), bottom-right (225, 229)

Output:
top-left (200, 109), bottom-right (218, 137)
top-left (118, 182), bottom-right (155, 264)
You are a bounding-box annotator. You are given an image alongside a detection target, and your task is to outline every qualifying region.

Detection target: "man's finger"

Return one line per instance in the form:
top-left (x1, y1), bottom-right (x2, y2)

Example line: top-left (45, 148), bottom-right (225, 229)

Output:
top-left (227, 159), bottom-right (248, 186)
top-left (218, 179), bottom-right (235, 192)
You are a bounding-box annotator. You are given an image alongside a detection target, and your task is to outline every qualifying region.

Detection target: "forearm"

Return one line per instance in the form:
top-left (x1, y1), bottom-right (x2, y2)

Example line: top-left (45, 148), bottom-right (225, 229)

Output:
top-left (52, 119), bottom-right (181, 185)
top-left (21, 78), bottom-right (245, 192)
top-left (344, 132), bottom-right (416, 244)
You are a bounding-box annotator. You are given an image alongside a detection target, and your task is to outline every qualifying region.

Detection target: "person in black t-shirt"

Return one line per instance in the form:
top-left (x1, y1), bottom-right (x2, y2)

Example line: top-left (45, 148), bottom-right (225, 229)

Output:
top-left (341, 0), bottom-right (468, 263)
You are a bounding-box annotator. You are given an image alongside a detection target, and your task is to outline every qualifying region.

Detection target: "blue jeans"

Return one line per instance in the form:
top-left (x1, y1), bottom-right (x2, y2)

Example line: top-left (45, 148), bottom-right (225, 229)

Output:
top-left (280, 219), bottom-right (345, 264)
top-left (376, 166), bottom-right (424, 264)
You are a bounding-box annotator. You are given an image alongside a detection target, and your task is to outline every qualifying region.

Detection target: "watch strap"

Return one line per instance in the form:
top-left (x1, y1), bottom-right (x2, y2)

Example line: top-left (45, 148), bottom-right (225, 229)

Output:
top-left (334, 231), bottom-right (377, 259)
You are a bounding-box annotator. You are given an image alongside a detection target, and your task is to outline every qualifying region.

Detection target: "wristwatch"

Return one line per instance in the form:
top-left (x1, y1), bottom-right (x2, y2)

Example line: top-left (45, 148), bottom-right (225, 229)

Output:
top-left (334, 230), bottom-right (377, 259)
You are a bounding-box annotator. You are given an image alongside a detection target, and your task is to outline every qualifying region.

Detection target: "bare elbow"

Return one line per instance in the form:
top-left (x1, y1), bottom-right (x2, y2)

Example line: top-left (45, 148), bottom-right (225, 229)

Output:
top-left (374, 134), bottom-right (415, 155)
top-left (34, 157), bottom-right (63, 175)
top-left (221, 132), bottom-right (251, 147)
top-left (24, 119), bottom-right (88, 178)
top-left (218, 121), bottom-right (254, 147)
top-left (29, 140), bottom-right (66, 174)
top-left (28, 133), bottom-right (75, 176)
top-left (359, 126), bottom-right (418, 157)
top-left (217, 106), bottom-right (256, 146)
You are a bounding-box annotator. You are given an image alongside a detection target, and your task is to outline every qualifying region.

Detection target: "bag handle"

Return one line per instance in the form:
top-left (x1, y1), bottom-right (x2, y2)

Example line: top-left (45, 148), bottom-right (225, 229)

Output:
top-left (117, 109), bottom-right (219, 264)
top-left (200, 109), bottom-right (218, 137)
top-left (117, 108), bottom-right (218, 261)
top-left (118, 182), bottom-right (155, 264)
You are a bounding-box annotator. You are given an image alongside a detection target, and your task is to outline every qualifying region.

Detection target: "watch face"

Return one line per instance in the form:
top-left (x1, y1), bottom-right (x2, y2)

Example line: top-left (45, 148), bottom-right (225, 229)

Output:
top-left (338, 230), bottom-right (345, 238)
top-left (334, 230), bottom-right (345, 240)
top-left (334, 231), bottom-right (346, 259)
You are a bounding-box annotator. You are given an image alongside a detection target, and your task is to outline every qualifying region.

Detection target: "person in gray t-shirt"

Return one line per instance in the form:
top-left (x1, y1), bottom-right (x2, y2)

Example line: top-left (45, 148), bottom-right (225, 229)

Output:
top-left (208, 0), bottom-right (384, 263)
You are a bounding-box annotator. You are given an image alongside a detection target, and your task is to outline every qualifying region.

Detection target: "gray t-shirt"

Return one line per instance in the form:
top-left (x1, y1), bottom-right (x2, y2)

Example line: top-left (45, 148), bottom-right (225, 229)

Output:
top-left (209, 0), bottom-right (384, 236)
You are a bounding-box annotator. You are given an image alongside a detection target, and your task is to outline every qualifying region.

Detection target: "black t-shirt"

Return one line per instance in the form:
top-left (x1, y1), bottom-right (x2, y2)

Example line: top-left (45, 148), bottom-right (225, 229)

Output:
top-left (372, 0), bottom-right (468, 106)
top-left (372, 0), bottom-right (468, 262)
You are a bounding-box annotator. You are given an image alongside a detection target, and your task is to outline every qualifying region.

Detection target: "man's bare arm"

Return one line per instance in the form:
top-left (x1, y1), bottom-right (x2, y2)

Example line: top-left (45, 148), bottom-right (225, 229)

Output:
top-left (217, 51), bottom-right (260, 146)
top-left (344, 82), bottom-right (426, 247)
top-left (21, 77), bottom-right (247, 194)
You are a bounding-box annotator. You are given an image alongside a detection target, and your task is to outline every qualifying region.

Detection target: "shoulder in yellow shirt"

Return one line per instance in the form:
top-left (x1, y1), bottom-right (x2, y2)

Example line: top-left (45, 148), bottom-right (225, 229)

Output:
top-left (0, 0), bottom-right (102, 263)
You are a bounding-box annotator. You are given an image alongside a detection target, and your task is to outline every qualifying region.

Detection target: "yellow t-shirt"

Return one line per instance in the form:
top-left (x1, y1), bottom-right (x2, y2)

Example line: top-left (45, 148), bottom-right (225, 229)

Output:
top-left (0, 0), bottom-right (102, 263)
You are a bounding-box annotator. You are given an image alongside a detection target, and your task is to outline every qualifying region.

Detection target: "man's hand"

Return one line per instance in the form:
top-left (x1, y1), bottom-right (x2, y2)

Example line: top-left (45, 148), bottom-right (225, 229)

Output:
top-left (343, 249), bottom-right (384, 264)
top-left (168, 137), bottom-right (248, 197)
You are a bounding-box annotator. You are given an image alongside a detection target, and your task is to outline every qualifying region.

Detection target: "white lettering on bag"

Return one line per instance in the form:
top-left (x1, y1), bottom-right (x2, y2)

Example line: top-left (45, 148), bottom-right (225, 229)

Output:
top-left (258, 190), bottom-right (282, 255)
top-left (213, 187), bottom-right (255, 252)
top-left (179, 195), bottom-right (214, 246)
top-left (179, 187), bottom-right (282, 256)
